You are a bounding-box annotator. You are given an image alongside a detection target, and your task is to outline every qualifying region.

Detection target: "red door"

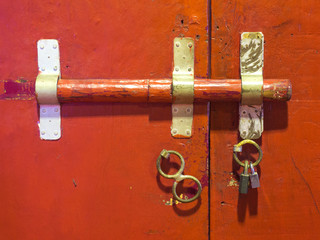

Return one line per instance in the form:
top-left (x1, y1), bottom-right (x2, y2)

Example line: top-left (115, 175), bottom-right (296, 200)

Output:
top-left (0, 1), bottom-right (209, 239)
top-left (210, 1), bottom-right (320, 239)
top-left (1, 1), bottom-right (319, 240)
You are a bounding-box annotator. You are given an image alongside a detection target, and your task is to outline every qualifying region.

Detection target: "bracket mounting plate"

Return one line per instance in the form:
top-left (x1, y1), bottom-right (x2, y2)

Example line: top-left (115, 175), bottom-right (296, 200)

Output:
top-left (171, 37), bottom-right (194, 138)
top-left (239, 32), bottom-right (264, 140)
top-left (35, 39), bottom-right (61, 140)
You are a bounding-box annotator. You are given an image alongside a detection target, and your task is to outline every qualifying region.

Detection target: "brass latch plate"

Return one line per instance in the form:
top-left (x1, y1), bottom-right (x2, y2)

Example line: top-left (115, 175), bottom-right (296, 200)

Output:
top-left (171, 37), bottom-right (194, 138)
top-left (239, 32), bottom-right (264, 139)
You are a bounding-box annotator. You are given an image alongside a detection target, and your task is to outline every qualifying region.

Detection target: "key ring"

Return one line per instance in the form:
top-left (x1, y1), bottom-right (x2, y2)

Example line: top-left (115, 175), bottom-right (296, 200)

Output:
top-left (156, 149), bottom-right (202, 203)
top-left (233, 139), bottom-right (263, 167)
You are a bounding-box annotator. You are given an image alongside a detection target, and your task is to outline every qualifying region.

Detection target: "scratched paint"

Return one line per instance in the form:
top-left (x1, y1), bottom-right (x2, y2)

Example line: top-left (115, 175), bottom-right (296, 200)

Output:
top-left (57, 78), bottom-right (291, 102)
top-left (0, 79), bottom-right (35, 100)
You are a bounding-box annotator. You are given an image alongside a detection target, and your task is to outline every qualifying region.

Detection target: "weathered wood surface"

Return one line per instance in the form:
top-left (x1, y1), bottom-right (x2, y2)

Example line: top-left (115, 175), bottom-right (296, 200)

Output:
top-left (57, 78), bottom-right (291, 103)
top-left (210, 1), bottom-right (320, 239)
top-left (0, 0), bottom-right (209, 239)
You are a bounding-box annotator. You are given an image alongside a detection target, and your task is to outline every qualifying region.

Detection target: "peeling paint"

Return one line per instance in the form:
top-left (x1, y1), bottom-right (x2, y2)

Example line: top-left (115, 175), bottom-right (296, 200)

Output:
top-left (227, 176), bottom-right (239, 187)
top-left (164, 194), bottom-right (185, 206)
top-left (0, 79), bottom-right (35, 100)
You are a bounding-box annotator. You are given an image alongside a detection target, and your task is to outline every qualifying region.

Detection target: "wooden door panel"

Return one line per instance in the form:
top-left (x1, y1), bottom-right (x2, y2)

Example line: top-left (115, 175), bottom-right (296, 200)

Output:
top-left (0, 1), bottom-right (209, 239)
top-left (210, 1), bottom-right (320, 239)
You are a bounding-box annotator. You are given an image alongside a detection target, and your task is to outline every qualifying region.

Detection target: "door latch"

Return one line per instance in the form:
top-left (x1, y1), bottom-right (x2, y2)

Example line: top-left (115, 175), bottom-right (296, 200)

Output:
top-left (34, 35), bottom-right (291, 140)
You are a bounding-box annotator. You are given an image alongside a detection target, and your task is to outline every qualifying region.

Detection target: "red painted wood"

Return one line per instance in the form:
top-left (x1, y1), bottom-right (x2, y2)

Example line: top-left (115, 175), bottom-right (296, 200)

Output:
top-left (56, 78), bottom-right (291, 102)
top-left (0, 0), bottom-right (209, 239)
top-left (210, 1), bottom-right (320, 239)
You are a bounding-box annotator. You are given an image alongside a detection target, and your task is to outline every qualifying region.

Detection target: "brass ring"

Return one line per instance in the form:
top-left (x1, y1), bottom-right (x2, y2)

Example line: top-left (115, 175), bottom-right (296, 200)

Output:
top-left (156, 150), bottom-right (185, 179)
top-left (233, 139), bottom-right (263, 167)
top-left (172, 175), bottom-right (202, 203)
top-left (156, 150), bottom-right (202, 203)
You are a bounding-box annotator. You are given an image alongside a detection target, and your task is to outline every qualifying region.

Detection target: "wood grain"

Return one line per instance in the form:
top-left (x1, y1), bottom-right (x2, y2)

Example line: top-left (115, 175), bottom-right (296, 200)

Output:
top-left (57, 78), bottom-right (291, 102)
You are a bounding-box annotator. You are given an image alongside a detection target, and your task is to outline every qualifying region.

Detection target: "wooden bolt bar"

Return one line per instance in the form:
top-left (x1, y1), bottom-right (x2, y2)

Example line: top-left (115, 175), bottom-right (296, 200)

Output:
top-left (57, 78), bottom-right (291, 103)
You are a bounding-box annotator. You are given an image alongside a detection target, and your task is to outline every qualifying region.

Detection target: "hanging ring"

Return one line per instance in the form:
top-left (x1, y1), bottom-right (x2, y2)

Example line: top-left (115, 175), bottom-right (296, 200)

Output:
top-left (172, 175), bottom-right (202, 203)
top-left (233, 139), bottom-right (263, 167)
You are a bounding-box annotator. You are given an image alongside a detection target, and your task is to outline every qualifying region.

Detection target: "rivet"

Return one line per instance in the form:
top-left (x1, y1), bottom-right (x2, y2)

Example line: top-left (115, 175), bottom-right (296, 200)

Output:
top-left (176, 42), bottom-right (180, 47)
top-left (188, 67), bottom-right (192, 72)
top-left (42, 109), bottom-right (46, 113)
top-left (188, 42), bottom-right (193, 48)
top-left (41, 67), bottom-right (45, 71)
top-left (40, 44), bottom-right (44, 49)
top-left (53, 44), bottom-right (57, 49)
top-left (41, 131), bottom-right (45, 135)
top-left (54, 131), bottom-right (58, 136)
top-left (53, 66), bottom-right (58, 71)
top-left (175, 67), bottom-right (180, 72)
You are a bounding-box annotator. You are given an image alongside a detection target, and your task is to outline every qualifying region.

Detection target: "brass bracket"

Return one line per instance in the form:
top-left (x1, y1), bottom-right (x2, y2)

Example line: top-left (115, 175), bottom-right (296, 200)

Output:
top-left (239, 32), bottom-right (264, 139)
top-left (171, 37), bottom-right (194, 138)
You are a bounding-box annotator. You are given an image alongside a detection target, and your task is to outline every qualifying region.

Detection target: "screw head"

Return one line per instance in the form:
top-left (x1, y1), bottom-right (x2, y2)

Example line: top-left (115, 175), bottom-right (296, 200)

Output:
top-left (53, 44), bottom-right (57, 49)
top-left (40, 44), bottom-right (44, 49)
top-left (188, 42), bottom-right (193, 48)
top-left (173, 108), bottom-right (178, 113)
top-left (175, 67), bottom-right (180, 72)
top-left (188, 67), bottom-right (192, 72)
top-left (54, 108), bottom-right (59, 112)
top-left (41, 131), bottom-right (45, 135)
top-left (176, 42), bottom-right (180, 47)
top-left (172, 129), bottom-right (178, 135)
top-left (186, 108), bottom-right (192, 113)
top-left (42, 109), bottom-right (46, 113)
top-left (186, 129), bottom-right (191, 135)
top-left (53, 66), bottom-right (58, 71)
top-left (41, 67), bottom-right (45, 71)
top-left (54, 131), bottom-right (59, 136)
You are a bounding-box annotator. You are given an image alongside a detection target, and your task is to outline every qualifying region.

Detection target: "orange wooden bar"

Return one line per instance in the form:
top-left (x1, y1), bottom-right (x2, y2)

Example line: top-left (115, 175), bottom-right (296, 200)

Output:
top-left (57, 78), bottom-right (291, 103)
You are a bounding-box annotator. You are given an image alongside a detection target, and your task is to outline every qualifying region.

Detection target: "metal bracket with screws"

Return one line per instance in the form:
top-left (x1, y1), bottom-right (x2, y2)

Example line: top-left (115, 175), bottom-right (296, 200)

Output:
top-left (171, 37), bottom-right (194, 138)
top-left (35, 39), bottom-right (61, 140)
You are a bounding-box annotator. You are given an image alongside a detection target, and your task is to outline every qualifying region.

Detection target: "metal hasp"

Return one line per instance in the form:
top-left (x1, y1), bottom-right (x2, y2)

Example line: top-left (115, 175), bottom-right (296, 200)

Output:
top-left (239, 32), bottom-right (264, 139)
top-left (35, 39), bottom-right (61, 140)
top-left (171, 38), bottom-right (194, 138)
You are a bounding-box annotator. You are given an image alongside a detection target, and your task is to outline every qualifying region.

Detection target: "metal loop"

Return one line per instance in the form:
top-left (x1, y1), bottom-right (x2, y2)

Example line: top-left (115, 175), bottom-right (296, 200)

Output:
top-left (156, 149), bottom-right (202, 203)
top-left (172, 175), bottom-right (202, 203)
top-left (156, 150), bottom-right (185, 179)
top-left (233, 139), bottom-right (263, 167)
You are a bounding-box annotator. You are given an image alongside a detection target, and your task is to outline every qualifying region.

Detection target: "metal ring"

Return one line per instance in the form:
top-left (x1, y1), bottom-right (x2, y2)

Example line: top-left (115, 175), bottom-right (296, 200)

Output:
top-left (156, 150), bottom-right (202, 203)
top-left (156, 150), bottom-right (185, 179)
top-left (233, 139), bottom-right (263, 167)
top-left (172, 175), bottom-right (202, 203)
